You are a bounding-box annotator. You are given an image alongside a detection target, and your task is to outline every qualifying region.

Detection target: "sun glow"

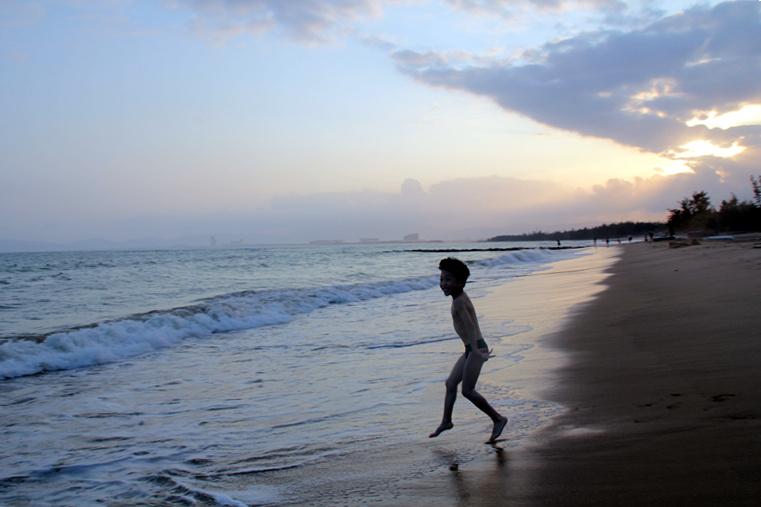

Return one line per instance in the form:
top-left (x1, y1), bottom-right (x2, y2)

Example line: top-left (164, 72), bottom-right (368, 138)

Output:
top-left (658, 159), bottom-right (694, 175)
top-left (623, 79), bottom-right (679, 117)
top-left (686, 104), bottom-right (761, 130)
top-left (672, 140), bottom-right (746, 159)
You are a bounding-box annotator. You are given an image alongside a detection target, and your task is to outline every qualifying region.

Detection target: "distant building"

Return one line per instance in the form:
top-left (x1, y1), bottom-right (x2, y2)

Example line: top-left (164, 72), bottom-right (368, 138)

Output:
top-left (209, 235), bottom-right (217, 248)
top-left (403, 233), bottom-right (419, 242)
top-left (360, 238), bottom-right (380, 243)
top-left (309, 240), bottom-right (344, 245)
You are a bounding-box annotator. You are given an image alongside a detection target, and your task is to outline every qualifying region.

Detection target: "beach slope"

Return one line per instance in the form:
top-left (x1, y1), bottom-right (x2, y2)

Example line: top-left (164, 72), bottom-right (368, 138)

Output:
top-left (521, 241), bottom-right (761, 506)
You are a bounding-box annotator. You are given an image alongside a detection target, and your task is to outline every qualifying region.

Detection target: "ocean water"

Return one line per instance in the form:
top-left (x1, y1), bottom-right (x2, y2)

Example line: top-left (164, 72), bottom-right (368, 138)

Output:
top-left (0, 241), bottom-right (590, 506)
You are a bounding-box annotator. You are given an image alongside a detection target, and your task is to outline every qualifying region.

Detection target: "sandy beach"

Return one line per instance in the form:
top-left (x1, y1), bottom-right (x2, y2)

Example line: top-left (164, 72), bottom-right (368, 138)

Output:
top-left (400, 240), bottom-right (761, 506)
top-left (5, 242), bottom-right (760, 506)
top-left (526, 240), bottom-right (761, 506)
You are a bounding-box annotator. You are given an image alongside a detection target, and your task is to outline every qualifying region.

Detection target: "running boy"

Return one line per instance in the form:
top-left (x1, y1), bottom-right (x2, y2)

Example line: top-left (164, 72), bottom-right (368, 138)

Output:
top-left (429, 257), bottom-right (508, 443)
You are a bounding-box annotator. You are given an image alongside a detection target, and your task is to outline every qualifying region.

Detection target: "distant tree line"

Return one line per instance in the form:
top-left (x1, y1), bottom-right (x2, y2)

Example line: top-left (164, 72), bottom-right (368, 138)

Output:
top-left (489, 176), bottom-right (761, 242)
top-left (667, 176), bottom-right (761, 234)
top-left (488, 221), bottom-right (664, 242)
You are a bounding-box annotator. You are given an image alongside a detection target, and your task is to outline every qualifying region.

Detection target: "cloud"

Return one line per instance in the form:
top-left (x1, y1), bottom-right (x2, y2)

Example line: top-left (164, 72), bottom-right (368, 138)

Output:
top-left (173, 0), bottom-right (386, 42)
top-left (5, 169), bottom-right (755, 245)
top-left (392, 1), bottom-right (761, 157)
top-left (446, 0), bottom-right (627, 18)
top-left (257, 176), bottom-right (567, 241)
top-left (254, 167), bottom-right (756, 242)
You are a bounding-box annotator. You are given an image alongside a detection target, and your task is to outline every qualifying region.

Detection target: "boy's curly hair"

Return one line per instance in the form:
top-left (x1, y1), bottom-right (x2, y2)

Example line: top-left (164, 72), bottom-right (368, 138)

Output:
top-left (438, 257), bottom-right (470, 284)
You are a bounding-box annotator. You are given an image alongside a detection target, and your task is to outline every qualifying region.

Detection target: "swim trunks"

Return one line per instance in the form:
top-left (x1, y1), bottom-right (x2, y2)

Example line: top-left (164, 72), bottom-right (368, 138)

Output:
top-left (464, 339), bottom-right (488, 357)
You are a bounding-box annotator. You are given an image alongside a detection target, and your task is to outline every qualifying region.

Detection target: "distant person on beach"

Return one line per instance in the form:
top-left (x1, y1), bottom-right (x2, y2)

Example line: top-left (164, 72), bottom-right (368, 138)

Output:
top-left (429, 257), bottom-right (508, 443)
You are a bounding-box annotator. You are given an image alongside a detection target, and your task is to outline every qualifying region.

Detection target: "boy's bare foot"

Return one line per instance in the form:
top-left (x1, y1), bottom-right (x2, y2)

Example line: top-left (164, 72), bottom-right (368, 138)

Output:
top-left (429, 422), bottom-right (454, 438)
top-left (488, 416), bottom-right (508, 443)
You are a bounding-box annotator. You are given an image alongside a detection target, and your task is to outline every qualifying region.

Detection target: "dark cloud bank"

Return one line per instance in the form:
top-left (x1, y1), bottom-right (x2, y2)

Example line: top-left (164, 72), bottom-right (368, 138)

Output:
top-left (392, 2), bottom-right (760, 169)
top-left (159, 1), bottom-right (761, 243)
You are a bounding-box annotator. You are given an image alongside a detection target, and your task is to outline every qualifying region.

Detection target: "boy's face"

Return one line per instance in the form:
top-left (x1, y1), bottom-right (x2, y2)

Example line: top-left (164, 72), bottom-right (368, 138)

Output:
top-left (439, 269), bottom-right (465, 297)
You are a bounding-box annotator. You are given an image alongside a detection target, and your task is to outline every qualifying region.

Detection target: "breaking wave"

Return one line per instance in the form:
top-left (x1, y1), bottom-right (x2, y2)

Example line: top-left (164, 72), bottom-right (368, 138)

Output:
top-left (0, 248), bottom-right (574, 379)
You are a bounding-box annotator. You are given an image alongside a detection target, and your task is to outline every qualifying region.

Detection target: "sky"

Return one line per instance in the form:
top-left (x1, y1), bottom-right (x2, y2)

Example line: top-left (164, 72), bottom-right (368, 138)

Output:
top-left (1, 0), bottom-right (760, 247)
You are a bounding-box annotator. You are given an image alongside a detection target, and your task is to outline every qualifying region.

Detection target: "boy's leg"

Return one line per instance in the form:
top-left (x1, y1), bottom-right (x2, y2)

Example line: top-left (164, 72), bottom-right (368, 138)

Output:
top-left (429, 353), bottom-right (466, 438)
top-left (462, 352), bottom-right (508, 441)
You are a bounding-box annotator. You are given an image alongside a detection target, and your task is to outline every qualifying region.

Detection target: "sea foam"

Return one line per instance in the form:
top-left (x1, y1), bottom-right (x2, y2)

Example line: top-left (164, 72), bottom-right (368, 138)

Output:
top-left (0, 248), bottom-right (569, 379)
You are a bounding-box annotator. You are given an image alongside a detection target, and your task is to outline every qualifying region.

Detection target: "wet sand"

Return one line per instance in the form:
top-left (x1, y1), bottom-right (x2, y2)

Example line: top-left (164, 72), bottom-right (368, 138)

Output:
top-left (401, 241), bottom-right (761, 506)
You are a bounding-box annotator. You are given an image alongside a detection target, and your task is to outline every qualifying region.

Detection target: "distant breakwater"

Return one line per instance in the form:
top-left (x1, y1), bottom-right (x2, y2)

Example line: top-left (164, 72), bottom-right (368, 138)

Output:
top-left (399, 246), bottom-right (586, 253)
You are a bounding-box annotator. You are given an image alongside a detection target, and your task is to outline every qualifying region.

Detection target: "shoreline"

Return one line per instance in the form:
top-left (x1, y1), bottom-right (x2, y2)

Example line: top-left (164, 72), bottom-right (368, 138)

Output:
top-left (524, 240), bottom-right (761, 506)
top-left (399, 241), bottom-right (761, 506)
top-left (221, 247), bottom-right (620, 506)
top-left (393, 246), bottom-right (620, 505)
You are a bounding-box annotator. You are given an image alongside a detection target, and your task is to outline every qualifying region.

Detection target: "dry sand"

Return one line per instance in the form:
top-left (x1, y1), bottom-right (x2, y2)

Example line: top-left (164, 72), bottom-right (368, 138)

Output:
top-left (402, 241), bottom-right (761, 506)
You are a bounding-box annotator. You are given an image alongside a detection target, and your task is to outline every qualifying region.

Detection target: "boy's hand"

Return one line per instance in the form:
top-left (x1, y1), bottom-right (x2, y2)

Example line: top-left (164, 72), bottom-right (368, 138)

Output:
top-left (477, 348), bottom-right (494, 361)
